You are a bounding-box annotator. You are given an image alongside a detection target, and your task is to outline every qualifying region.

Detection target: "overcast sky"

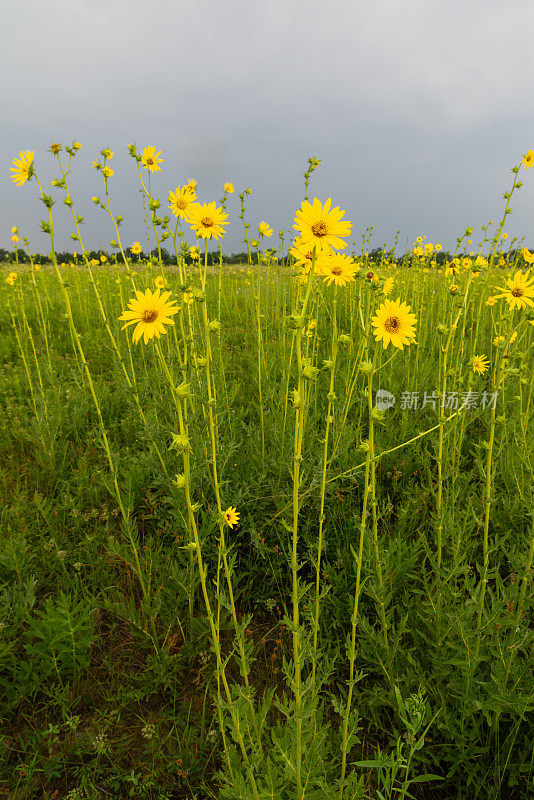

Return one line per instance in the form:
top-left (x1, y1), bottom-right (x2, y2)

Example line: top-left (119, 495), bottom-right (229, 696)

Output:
top-left (2, 0), bottom-right (533, 255)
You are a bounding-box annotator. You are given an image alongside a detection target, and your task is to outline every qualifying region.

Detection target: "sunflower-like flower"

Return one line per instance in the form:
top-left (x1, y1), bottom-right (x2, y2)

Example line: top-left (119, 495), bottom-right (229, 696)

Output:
top-left (371, 298), bottom-right (417, 350)
top-left (168, 186), bottom-right (196, 219)
top-left (6, 272), bottom-right (17, 286)
top-left (154, 275), bottom-right (166, 289)
top-left (522, 149), bottom-right (534, 169)
top-left (493, 269), bottom-right (534, 311)
top-left (321, 253), bottom-right (357, 287)
top-left (224, 182), bottom-right (234, 194)
top-left (444, 259), bottom-right (460, 278)
top-left (258, 220), bottom-right (273, 237)
top-left (289, 238), bottom-right (324, 282)
top-left (119, 288), bottom-right (180, 345)
top-left (382, 277), bottom-right (394, 297)
top-left (472, 354), bottom-right (490, 375)
top-left (188, 201), bottom-right (228, 239)
top-left (10, 150), bottom-right (34, 187)
top-left (293, 197), bottom-right (352, 254)
top-left (141, 146), bottom-right (164, 173)
top-left (223, 506), bottom-right (240, 528)
top-left (130, 242), bottom-right (143, 255)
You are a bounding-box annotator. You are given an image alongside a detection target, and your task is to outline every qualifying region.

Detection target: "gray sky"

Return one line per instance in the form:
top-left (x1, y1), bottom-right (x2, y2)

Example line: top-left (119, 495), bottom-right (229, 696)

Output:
top-left (2, 0), bottom-right (533, 255)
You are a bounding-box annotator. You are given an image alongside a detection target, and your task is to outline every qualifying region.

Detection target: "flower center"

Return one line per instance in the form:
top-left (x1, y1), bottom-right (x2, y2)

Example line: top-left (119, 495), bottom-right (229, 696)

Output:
top-left (311, 220), bottom-right (328, 237)
top-left (384, 316), bottom-right (401, 333)
top-left (142, 309), bottom-right (158, 323)
top-left (146, 157), bottom-right (154, 165)
top-left (331, 267), bottom-right (343, 276)
top-left (201, 216), bottom-right (214, 227)
top-left (511, 288), bottom-right (523, 297)
top-left (175, 198), bottom-right (187, 210)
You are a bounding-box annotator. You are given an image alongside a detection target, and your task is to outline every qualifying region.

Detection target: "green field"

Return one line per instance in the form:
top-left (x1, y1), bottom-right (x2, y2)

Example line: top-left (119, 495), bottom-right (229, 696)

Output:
top-left (1, 244), bottom-right (533, 799)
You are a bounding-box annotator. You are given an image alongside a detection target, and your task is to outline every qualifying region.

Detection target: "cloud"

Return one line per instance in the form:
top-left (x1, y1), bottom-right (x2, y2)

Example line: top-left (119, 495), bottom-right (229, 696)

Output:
top-left (2, 0), bottom-right (533, 252)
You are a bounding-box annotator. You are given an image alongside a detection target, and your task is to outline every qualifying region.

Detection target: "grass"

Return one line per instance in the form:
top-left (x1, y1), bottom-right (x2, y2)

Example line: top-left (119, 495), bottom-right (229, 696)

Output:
top-left (1, 207), bottom-right (533, 798)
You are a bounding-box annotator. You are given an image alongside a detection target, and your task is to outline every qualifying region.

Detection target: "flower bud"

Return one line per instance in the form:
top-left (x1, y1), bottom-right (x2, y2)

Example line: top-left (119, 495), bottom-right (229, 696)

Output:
top-left (169, 433), bottom-right (190, 453)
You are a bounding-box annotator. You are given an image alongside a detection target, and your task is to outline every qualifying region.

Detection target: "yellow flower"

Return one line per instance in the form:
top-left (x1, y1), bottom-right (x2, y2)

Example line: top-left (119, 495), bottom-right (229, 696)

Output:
top-left (472, 354), bottom-right (490, 375)
top-left (382, 277), bottom-right (394, 297)
top-left (102, 148), bottom-right (114, 160)
top-left (486, 296), bottom-right (498, 307)
top-left (521, 247), bottom-right (534, 264)
top-left (119, 288), bottom-right (180, 345)
top-left (371, 298), bottom-right (417, 350)
top-left (11, 226), bottom-right (18, 234)
top-left (154, 275), bottom-right (166, 289)
top-left (293, 197), bottom-right (351, 255)
top-left (436, 243), bottom-right (442, 251)
top-left (224, 182), bottom-right (234, 193)
top-left (34, 264), bottom-right (41, 271)
top-left (289, 238), bottom-right (327, 276)
top-left (73, 142), bottom-right (82, 150)
top-left (189, 245), bottom-right (200, 260)
top-left (509, 330), bottom-right (518, 344)
top-left (449, 284), bottom-right (459, 295)
top-left (188, 201), bottom-right (229, 239)
top-left (141, 146), bottom-right (164, 173)
top-left (168, 186), bottom-right (196, 218)
top-left (90, 259), bottom-right (99, 266)
top-left (6, 272), bottom-right (17, 286)
top-left (10, 150), bottom-right (34, 187)
top-left (187, 178), bottom-right (197, 190)
top-left (102, 166), bottom-right (114, 178)
top-left (100, 255), bottom-right (107, 263)
top-left (49, 142), bottom-right (61, 154)
top-left (502, 232), bottom-right (508, 240)
top-left (522, 149), bottom-right (534, 168)
top-left (493, 336), bottom-right (505, 346)
top-left (425, 243), bottom-right (433, 255)
top-left (413, 246), bottom-right (424, 257)
top-left (493, 269), bottom-right (534, 311)
top-left (258, 221), bottom-right (273, 237)
top-left (320, 253), bottom-right (356, 287)
top-left (130, 242), bottom-right (143, 255)
top-left (223, 506), bottom-right (240, 528)
top-left (11, 235), bottom-right (19, 243)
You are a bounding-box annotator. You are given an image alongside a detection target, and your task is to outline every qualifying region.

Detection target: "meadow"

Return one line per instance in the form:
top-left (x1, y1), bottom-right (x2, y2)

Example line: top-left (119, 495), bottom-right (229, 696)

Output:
top-left (1, 145), bottom-right (533, 800)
